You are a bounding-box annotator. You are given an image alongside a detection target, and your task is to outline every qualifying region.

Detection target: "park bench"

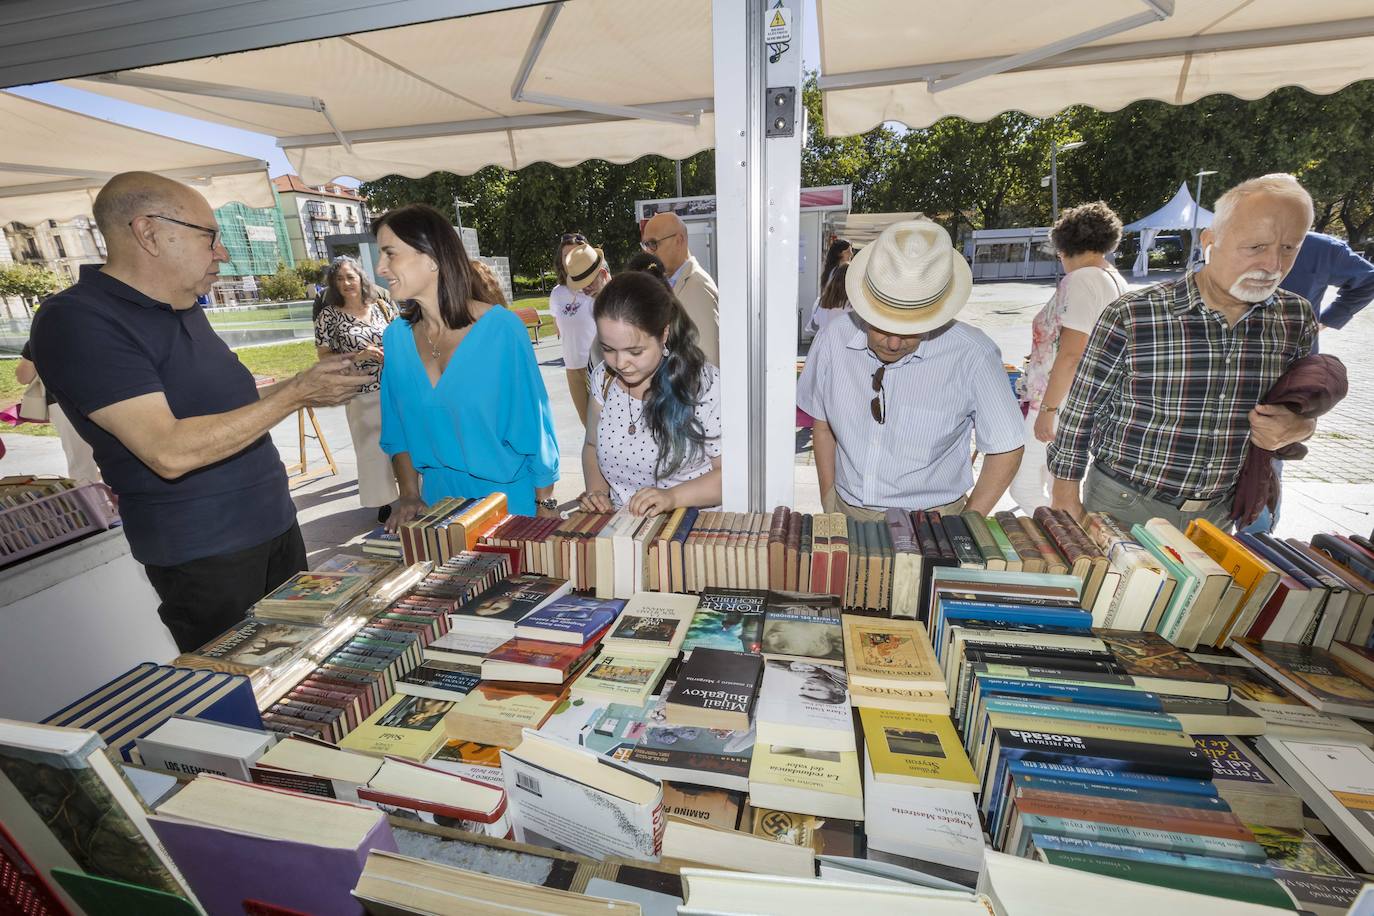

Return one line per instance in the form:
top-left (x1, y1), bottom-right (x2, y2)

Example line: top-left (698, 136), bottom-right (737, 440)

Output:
top-left (514, 306), bottom-right (543, 343)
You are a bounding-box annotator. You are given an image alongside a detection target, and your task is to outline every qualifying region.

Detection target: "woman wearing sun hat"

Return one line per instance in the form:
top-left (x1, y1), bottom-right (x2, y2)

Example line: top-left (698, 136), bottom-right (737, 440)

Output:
top-left (795, 218), bottom-right (1025, 521)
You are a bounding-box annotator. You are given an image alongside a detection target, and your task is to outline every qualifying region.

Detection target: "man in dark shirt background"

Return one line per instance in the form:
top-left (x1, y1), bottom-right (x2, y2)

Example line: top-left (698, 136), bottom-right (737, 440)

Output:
top-left (1286, 231), bottom-right (1374, 333)
top-left (31, 172), bottom-right (372, 651)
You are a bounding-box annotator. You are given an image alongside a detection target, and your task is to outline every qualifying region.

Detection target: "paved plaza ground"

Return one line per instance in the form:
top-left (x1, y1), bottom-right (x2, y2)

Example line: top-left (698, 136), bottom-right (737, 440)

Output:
top-left (3, 269), bottom-right (1371, 559)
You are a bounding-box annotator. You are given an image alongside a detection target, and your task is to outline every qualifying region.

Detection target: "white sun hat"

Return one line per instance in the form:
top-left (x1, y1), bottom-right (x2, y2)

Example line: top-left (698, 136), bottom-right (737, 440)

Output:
top-left (846, 218), bottom-right (972, 335)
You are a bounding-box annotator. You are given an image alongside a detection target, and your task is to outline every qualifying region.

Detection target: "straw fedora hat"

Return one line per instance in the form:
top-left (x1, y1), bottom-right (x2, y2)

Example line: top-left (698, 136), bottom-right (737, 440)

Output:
top-left (563, 242), bottom-right (606, 291)
top-left (846, 219), bottom-right (972, 335)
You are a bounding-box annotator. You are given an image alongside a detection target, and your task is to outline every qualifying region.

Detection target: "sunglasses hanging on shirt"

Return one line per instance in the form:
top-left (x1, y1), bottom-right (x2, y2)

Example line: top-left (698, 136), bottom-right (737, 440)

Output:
top-left (870, 365), bottom-right (886, 424)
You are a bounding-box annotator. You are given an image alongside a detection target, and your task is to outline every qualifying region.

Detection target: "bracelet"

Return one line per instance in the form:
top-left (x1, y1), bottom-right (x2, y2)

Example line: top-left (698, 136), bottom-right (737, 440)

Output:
top-left (1041, 406), bottom-right (1060, 414)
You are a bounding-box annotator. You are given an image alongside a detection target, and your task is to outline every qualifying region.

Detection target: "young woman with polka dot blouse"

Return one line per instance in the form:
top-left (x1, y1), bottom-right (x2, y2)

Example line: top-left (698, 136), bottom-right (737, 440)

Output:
top-left (578, 270), bottom-right (722, 516)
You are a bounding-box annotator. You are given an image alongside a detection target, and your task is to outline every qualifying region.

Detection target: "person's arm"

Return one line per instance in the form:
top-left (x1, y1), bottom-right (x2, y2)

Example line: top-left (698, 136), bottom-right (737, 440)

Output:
top-left (628, 458), bottom-right (722, 516)
top-left (1316, 240), bottom-right (1374, 330)
top-left (386, 452), bottom-right (426, 532)
top-left (578, 397), bottom-right (614, 512)
top-left (89, 356), bottom-right (373, 480)
top-left (1033, 328), bottom-right (1089, 442)
top-left (14, 357), bottom-right (36, 386)
top-left (1048, 304), bottom-right (1129, 515)
top-left (813, 419), bottom-right (837, 497)
top-left (966, 448), bottom-right (1023, 515)
top-left (316, 345), bottom-right (334, 361)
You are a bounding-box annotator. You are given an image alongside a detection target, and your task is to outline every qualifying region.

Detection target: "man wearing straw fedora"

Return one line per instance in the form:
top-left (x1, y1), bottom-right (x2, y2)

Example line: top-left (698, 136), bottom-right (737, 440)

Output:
top-left (797, 219), bottom-right (1025, 522)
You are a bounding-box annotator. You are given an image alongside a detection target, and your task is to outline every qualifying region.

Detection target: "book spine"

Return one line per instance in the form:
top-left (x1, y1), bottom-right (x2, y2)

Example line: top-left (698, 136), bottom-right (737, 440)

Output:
top-left (942, 514), bottom-right (985, 568)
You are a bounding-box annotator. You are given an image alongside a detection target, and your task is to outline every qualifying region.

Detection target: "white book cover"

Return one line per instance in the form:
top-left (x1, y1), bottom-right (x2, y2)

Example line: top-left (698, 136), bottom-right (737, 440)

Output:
top-left (756, 660), bottom-right (853, 752)
top-left (135, 716), bottom-right (274, 781)
top-left (425, 629), bottom-right (506, 659)
top-left (501, 730), bottom-right (663, 861)
top-left (1260, 736), bottom-right (1374, 870)
top-left (862, 754), bottom-right (984, 873)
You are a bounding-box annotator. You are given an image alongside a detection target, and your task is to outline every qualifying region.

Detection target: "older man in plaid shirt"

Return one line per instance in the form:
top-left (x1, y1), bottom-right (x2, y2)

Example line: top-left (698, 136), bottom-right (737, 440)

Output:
top-left (1048, 174), bottom-right (1319, 531)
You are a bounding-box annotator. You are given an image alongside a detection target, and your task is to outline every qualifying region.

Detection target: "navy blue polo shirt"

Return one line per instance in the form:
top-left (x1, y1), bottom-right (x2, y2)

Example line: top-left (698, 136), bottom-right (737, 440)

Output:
top-left (29, 265), bottom-right (295, 567)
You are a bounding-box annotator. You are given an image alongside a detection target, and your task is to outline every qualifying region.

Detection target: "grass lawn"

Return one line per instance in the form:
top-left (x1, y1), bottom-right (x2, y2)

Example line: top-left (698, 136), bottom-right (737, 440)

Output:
top-left (206, 305), bottom-right (299, 325)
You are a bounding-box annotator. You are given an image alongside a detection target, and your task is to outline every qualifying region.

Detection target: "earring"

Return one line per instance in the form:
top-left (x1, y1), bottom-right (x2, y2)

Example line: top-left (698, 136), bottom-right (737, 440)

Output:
top-left (662, 344), bottom-right (670, 357)
top-left (430, 264), bottom-right (438, 272)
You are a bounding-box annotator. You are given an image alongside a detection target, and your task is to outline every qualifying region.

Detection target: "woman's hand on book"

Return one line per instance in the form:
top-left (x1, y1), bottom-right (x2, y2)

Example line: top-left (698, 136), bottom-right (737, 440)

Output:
top-left (578, 489), bottom-right (613, 513)
top-left (385, 495), bottom-right (426, 533)
top-left (627, 486), bottom-right (675, 517)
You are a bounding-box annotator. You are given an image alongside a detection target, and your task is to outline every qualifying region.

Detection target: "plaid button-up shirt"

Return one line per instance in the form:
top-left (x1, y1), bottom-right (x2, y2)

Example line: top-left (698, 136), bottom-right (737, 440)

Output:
top-left (1047, 274), bottom-right (1316, 500)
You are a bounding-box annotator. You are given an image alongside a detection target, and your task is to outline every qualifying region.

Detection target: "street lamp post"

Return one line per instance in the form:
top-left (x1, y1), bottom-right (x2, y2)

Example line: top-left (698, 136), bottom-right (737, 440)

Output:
top-left (1049, 140), bottom-right (1085, 280)
top-left (452, 198), bottom-right (474, 234)
top-left (1188, 169), bottom-right (1218, 272)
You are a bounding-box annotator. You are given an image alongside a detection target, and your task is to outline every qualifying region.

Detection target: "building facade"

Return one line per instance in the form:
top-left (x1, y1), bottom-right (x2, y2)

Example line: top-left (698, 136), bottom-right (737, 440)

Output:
top-left (212, 200), bottom-right (294, 277)
top-left (3, 217), bottom-right (106, 283)
top-left (273, 175), bottom-right (367, 263)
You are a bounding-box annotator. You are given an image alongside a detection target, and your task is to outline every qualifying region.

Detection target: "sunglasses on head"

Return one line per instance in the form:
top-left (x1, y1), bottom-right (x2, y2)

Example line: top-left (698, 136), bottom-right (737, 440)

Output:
top-left (561, 233), bottom-right (587, 244)
top-left (870, 365), bottom-right (886, 424)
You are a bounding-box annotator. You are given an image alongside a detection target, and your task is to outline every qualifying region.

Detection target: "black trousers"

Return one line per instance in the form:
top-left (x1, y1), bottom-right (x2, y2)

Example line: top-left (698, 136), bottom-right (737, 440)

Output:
top-left (144, 521), bottom-right (308, 652)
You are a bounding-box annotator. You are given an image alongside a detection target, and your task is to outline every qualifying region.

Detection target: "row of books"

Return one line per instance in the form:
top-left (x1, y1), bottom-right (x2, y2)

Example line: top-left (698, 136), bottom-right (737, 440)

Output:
top-left (925, 571), bottom-right (1374, 913)
top-left (475, 504), bottom-right (1374, 657)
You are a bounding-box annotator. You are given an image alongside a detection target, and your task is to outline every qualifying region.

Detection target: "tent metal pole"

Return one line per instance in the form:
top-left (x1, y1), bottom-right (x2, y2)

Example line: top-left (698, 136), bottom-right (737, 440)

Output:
top-left (713, 0), bottom-right (802, 512)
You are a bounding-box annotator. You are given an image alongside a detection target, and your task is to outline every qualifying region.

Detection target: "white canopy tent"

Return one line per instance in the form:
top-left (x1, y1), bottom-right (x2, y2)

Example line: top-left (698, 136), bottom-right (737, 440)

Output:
top-left (1121, 182), bottom-right (1213, 277)
top-left (0, 92), bottom-right (273, 225)
top-left (816, 0), bottom-right (1374, 135)
top-left (2, 1), bottom-right (1371, 511)
top-left (55, 1), bottom-right (717, 186)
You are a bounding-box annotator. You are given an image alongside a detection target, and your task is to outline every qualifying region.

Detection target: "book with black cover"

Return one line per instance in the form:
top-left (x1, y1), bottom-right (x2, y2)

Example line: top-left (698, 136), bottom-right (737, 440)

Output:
top-left (665, 648), bottom-right (764, 731)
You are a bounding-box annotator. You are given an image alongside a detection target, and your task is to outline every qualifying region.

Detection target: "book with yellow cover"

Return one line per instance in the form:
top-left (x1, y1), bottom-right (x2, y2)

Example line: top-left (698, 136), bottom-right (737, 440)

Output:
top-left (442, 683), bottom-right (566, 748)
top-left (747, 744), bottom-right (863, 820)
top-left (1188, 518), bottom-right (1281, 647)
top-left (338, 693), bottom-right (454, 761)
top-left (859, 708), bottom-right (978, 792)
top-left (841, 615), bottom-right (943, 691)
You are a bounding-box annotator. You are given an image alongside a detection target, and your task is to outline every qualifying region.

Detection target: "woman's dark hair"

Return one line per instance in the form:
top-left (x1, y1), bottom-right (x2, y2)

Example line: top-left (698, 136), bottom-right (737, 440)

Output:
top-left (594, 271), bottom-right (714, 480)
top-left (821, 238), bottom-right (853, 287)
top-left (371, 204), bottom-right (478, 329)
top-left (314, 255), bottom-right (378, 321)
top-left (1051, 201), bottom-right (1123, 258)
top-left (554, 230), bottom-right (586, 286)
top-left (623, 251), bottom-right (671, 288)
top-left (818, 263), bottom-right (849, 311)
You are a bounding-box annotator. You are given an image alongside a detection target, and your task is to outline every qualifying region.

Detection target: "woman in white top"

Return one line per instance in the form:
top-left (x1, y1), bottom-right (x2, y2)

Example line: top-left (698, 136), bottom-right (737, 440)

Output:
top-left (578, 271), bottom-right (722, 516)
top-left (1010, 201), bottom-right (1127, 513)
top-left (805, 262), bottom-right (854, 337)
top-left (548, 231), bottom-right (600, 426)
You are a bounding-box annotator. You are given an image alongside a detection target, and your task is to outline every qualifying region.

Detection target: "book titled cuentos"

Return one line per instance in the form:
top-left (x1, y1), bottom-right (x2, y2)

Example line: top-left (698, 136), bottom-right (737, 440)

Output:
top-left (665, 648), bottom-right (764, 731)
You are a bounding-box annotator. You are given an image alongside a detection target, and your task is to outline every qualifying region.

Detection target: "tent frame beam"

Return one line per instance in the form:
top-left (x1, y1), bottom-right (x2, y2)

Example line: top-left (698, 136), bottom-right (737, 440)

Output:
top-left (818, 15), bottom-right (1374, 93)
top-left (275, 97), bottom-right (714, 149)
top-left (509, 2), bottom-right (702, 127)
top-left (930, 0), bottom-right (1172, 93)
top-left (0, 159), bottom-right (270, 199)
top-left (76, 71), bottom-right (355, 152)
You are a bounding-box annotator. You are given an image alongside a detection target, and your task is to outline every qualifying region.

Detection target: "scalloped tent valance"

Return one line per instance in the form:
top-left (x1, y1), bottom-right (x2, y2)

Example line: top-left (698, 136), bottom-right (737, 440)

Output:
top-left (816, 0), bottom-right (1374, 135)
top-left (59, 0), bottom-right (715, 186)
top-left (0, 92), bottom-right (273, 225)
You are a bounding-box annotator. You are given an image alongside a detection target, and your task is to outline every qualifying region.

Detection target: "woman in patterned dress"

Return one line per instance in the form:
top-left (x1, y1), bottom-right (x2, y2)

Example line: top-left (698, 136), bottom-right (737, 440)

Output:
top-left (314, 255), bottom-right (399, 517)
top-left (577, 271), bottom-right (721, 517)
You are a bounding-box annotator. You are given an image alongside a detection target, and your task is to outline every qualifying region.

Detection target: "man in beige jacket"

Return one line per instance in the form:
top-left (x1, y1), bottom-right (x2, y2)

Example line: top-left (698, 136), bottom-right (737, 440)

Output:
top-left (640, 211), bottom-right (720, 364)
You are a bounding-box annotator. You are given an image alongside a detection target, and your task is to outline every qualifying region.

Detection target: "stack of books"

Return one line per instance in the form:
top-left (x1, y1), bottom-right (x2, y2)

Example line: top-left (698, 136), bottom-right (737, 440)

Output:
top-left (396, 492), bottom-right (508, 565)
top-left (251, 570), bottom-right (373, 624)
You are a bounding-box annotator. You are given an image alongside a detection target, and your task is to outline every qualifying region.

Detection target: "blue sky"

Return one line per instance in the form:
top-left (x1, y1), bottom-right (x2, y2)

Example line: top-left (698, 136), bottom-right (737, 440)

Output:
top-left (7, 1), bottom-right (823, 185)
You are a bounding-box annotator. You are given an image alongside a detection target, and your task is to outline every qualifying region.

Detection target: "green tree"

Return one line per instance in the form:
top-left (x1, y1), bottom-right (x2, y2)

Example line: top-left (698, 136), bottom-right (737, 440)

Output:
top-left (0, 263), bottom-right (67, 308)
top-left (292, 258), bottom-right (327, 289)
top-left (259, 264), bottom-right (306, 301)
top-left (801, 71), bottom-right (900, 210)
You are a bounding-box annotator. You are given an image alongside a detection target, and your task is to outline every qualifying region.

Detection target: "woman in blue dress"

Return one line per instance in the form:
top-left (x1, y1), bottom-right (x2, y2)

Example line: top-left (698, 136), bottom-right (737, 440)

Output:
top-left (374, 204), bottom-right (559, 528)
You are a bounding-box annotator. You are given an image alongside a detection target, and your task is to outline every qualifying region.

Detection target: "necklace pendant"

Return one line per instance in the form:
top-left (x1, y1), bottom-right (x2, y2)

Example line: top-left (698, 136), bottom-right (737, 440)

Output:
top-left (628, 423), bottom-right (637, 435)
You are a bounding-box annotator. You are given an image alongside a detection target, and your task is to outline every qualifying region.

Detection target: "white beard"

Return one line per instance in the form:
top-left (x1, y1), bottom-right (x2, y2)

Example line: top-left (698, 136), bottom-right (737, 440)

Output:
top-left (1228, 270), bottom-right (1282, 303)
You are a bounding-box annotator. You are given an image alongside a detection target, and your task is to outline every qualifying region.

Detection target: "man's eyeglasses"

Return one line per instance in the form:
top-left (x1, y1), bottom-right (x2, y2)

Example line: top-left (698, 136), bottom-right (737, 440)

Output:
top-left (640, 232), bottom-right (679, 254)
top-left (133, 214), bottom-right (221, 250)
top-left (561, 233), bottom-right (587, 244)
top-left (870, 365), bottom-right (887, 425)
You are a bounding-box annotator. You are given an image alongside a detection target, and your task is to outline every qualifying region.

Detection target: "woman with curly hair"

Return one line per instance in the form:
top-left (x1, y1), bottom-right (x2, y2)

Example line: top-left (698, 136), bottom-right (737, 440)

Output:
top-left (1011, 201), bottom-right (1127, 513)
top-left (577, 271), bottom-right (721, 516)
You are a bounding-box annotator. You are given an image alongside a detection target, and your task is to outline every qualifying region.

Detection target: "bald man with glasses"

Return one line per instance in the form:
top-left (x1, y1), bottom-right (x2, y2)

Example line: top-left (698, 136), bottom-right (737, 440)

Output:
top-left (29, 171), bottom-right (372, 652)
top-left (641, 211), bottom-right (719, 364)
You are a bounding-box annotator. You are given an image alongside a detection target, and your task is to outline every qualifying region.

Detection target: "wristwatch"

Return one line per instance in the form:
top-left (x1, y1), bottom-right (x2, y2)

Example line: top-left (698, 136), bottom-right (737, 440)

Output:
top-left (537, 497), bottom-right (559, 511)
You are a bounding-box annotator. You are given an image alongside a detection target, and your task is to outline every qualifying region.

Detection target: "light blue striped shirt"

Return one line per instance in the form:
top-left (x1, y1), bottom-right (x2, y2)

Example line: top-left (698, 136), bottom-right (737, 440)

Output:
top-left (797, 312), bottom-right (1025, 510)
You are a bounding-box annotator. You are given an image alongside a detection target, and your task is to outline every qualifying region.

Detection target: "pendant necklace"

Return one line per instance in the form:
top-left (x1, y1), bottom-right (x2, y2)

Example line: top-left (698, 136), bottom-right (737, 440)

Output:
top-left (423, 322), bottom-right (442, 360)
top-left (624, 381), bottom-right (645, 436)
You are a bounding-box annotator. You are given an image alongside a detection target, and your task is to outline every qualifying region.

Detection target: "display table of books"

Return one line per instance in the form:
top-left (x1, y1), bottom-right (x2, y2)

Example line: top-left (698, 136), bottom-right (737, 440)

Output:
top-left (1, 523), bottom-right (175, 723)
top-left (7, 496), bottom-right (1374, 915)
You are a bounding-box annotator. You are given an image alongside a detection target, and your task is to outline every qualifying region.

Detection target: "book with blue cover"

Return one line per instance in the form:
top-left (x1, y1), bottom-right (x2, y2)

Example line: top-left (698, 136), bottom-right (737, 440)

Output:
top-left (1008, 759), bottom-right (1218, 797)
top-left (683, 588), bottom-right (767, 655)
top-left (1027, 833), bottom-right (1274, 879)
top-left (1010, 772), bottom-right (1230, 813)
top-left (514, 595), bottom-right (625, 646)
top-left (972, 675), bottom-right (1166, 713)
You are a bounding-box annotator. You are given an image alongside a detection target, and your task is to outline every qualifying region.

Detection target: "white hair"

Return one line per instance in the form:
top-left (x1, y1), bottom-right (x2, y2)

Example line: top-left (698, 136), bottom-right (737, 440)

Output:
top-left (1210, 173), bottom-right (1314, 239)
